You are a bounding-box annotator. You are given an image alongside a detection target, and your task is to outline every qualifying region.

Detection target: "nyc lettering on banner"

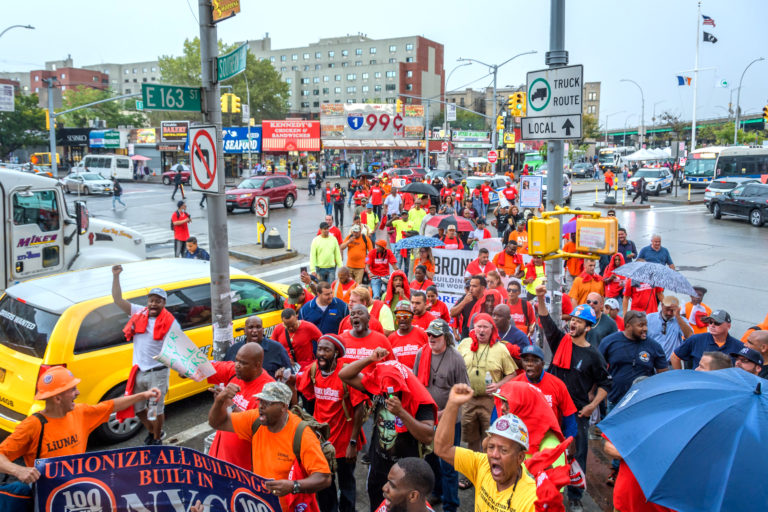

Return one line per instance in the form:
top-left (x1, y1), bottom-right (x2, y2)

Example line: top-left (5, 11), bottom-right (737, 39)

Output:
top-left (35, 445), bottom-right (281, 512)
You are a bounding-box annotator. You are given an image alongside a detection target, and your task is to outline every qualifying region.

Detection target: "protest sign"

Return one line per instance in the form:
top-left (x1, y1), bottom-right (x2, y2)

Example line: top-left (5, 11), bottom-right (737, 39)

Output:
top-left (520, 175), bottom-right (543, 208)
top-left (35, 446), bottom-right (281, 512)
top-left (155, 324), bottom-right (216, 382)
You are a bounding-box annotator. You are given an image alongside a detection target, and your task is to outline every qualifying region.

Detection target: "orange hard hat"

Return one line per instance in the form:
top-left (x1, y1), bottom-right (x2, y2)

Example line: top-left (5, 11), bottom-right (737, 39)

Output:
top-left (35, 366), bottom-right (80, 400)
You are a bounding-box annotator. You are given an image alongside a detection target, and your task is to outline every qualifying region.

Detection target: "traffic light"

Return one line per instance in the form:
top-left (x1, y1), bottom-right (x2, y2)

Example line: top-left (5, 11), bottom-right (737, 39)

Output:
top-left (43, 108), bottom-right (50, 130)
top-left (763, 105), bottom-right (768, 122)
top-left (221, 93), bottom-right (230, 113)
top-left (396, 98), bottom-right (403, 114)
top-left (231, 95), bottom-right (242, 114)
top-left (518, 92), bottom-right (527, 116)
top-left (496, 115), bottom-right (504, 131)
top-left (507, 94), bottom-right (516, 114)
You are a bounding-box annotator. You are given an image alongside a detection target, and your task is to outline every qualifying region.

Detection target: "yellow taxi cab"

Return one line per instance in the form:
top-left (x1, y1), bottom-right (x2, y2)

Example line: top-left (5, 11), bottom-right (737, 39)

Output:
top-left (0, 259), bottom-right (288, 443)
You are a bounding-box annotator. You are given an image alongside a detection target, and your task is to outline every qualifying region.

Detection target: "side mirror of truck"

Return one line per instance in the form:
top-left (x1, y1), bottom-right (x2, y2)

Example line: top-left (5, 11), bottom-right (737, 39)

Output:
top-left (75, 200), bottom-right (89, 234)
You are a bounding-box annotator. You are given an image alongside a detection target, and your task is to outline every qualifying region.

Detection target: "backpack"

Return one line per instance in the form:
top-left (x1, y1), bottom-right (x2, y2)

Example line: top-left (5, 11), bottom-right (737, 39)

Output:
top-left (251, 409), bottom-right (337, 473)
top-left (0, 413), bottom-right (47, 512)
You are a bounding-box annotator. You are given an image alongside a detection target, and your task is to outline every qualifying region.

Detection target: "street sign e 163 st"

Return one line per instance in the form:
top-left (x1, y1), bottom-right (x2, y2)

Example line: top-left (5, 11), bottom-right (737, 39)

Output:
top-left (217, 44), bottom-right (248, 82)
top-left (142, 84), bottom-right (202, 112)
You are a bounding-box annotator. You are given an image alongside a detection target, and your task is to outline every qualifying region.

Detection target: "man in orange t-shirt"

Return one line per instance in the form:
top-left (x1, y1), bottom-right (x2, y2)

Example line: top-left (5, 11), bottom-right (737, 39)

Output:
top-left (568, 259), bottom-right (605, 307)
top-left (209, 381), bottom-right (331, 510)
top-left (492, 241), bottom-right (525, 278)
top-left (340, 225), bottom-right (373, 284)
top-left (331, 267), bottom-right (357, 304)
top-left (0, 367), bottom-right (160, 483)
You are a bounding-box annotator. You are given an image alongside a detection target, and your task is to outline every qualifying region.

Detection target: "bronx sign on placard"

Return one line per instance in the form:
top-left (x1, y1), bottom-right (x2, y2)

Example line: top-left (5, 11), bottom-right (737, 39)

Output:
top-left (522, 64), bottom-right (583, 140)
top-left (189, 126), bottom-right (221, 193)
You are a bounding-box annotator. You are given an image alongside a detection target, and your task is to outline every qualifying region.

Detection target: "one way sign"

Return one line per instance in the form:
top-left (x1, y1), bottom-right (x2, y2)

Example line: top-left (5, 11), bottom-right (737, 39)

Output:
top-left (520, 114), bottom-right (582, 140)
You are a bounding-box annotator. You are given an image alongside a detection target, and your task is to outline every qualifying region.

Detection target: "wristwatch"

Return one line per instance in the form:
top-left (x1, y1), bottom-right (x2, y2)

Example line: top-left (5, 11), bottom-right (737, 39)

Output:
top-left (349, 439), bottom-right (357, 446)
top-left (292, 481), bottom-right (301, 494)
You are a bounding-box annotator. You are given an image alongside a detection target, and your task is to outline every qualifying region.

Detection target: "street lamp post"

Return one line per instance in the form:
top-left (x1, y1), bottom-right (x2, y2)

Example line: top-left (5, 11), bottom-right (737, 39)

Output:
top-left (457, 51), bottom-right (537, 151)
top-left (620, 79), bottom-right (645, 147)
top-left (733, 57), bottom-right (765, 144)
top-left (604, 111), bottom-right (625, 144)
top-left (651, 101), bottom-right (664, 145)
top-left (0, 24), bottom-right (34, 40)
top-left (623, 114), bottom-right (635, 147)
top-left (443, 62), bottom-right (472, 168)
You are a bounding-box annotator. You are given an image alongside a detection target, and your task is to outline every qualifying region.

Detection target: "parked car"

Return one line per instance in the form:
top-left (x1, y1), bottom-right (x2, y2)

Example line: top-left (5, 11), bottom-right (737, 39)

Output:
top-left (627, 168), bottom-right (673, 195)
top-left (426, 169), bottom-right (464, 184)
top-left (539, 173), bottom-right (572, 205)
top-left (704, 177), bottom-right (757, 205)
top-left (61, 171), bottom-right (113, 195)
top-left (162, 165), bottom-right (191, 185)
top-left (464, 175), bottom-right (511, 206)
top-left (569, 162), bottom-right (595, 179)
top-left (226, 175), bottom-right (297, 213)
top-left (378, 167), bottom-right (427, 180)
top-left (709, 182), bottom-right (768, 227)
top-left (0, 259), bottom-right (288, 443)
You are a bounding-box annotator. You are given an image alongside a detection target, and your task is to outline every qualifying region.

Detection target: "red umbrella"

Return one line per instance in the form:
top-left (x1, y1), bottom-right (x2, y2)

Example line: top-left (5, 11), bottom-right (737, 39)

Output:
top-left (130, 155), bottom-right (150, 161)
top-left (426, 214), bottom-right (475, 232)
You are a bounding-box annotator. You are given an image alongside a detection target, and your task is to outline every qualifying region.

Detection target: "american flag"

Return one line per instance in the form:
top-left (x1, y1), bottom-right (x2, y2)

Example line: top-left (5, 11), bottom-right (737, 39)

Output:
top-left (702, 15), bottom-right (716, 27)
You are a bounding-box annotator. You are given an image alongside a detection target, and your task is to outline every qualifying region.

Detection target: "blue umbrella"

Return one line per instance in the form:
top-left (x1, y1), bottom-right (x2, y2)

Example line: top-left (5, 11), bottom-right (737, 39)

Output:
top-left (599, 369), bottom-right (768, 512)
top-left (392, 236), bottom-right (444, 250)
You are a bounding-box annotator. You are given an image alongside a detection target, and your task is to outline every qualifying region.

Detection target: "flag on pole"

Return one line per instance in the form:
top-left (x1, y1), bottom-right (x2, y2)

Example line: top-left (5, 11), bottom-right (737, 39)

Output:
top-left (702, 15), bottom-right (716, 27)
top-left (703, 32), bottom-right (718, 43)
top-left (676, 76), bottom-right (692, 86)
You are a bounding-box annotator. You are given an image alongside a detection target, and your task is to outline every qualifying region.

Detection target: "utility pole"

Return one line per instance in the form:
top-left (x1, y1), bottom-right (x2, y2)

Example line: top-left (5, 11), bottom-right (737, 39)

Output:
top-left (424, 99), bottom-right (430, 169)
top-left (199, 0), bottom-right (233, 361)
top-left (545, 0), bottom-right (567, 326)
top-left (733, 57), bottom-right (765, 144)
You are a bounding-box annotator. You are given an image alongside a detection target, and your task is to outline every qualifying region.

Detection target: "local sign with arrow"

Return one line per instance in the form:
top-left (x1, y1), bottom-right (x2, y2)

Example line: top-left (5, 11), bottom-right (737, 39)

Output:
top-left (520, 64), bottom-right (583, 140)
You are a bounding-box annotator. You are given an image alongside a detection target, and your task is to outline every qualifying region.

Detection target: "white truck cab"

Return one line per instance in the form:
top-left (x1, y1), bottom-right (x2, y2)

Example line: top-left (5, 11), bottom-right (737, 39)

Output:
top-left (1, 169), bottom-right (145, 290)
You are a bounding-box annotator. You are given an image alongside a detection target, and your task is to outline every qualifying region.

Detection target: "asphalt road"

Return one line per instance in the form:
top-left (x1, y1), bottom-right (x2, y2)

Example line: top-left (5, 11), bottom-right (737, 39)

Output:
top-left (7, 177), bottom-right (765, 512)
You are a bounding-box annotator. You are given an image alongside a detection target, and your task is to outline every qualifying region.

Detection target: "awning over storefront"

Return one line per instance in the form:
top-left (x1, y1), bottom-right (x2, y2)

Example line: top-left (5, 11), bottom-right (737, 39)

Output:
top-left (322, 139), bottom-right (424, 150)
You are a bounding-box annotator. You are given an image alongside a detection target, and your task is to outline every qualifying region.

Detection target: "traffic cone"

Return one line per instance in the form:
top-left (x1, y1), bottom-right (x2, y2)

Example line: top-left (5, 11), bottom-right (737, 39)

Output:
top-left (264, 227), bottom-right (285, 249)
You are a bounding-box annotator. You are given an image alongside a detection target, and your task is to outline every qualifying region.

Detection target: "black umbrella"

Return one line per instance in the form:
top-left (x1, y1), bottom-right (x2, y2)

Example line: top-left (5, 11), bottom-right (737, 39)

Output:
top-left (400, 182), bottom-right (439, 196)
top-left (356, 172), bottom-right (375, 179)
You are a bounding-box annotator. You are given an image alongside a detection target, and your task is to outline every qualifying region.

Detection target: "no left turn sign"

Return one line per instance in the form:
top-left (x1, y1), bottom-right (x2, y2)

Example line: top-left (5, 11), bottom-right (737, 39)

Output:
top-left (253, 196), bottom-right (269, 218)
top-left (189, 126), bottom-right (222, 193)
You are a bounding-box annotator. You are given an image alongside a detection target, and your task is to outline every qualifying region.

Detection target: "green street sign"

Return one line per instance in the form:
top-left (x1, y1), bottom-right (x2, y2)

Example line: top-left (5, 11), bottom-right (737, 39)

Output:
top-left (141, 84), bottom-right (202, 112)
top-left (217, 44), bottom-right (248, 82)
top-left (135, 100), bottom-right (144, 111)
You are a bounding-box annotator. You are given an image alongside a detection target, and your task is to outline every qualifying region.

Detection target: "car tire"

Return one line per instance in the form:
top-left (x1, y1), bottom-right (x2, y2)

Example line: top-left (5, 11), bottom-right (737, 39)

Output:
top-left (712, 203), bottom-right (722, 219)
top-left (93, 383), bottom-right (143, 443)
top-left (162, 176), bottom-right (171, 185)
top-left (227, 206), bottom-right (234, 213)
top-left (84, 187), bottom-right (90, 195)
top-left (666, 186), bottom-right (672, 194)
top-left (249, 200), bottom-right (256, 214)
top-left (750, 209), bottom-right (764, 227)
top-left (284, 194), bottom-right (295, 208)
top-left (654, 188), bottom-right (660, 196)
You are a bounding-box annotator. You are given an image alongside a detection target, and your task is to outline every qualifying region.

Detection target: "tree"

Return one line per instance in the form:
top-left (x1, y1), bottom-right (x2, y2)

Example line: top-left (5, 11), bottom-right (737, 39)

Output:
top-left (58, 86), bottom-right (145, 128)
top-left (0, 94), bottom-right (46, 159)
top-left (582, 113), bottom-right (600, 140)
top-left (158, 38), bottom-right (289, 125)
top-left (431, 107), bottom-right (487, 131)
top-left (658, 111), bottom-right (688, 145)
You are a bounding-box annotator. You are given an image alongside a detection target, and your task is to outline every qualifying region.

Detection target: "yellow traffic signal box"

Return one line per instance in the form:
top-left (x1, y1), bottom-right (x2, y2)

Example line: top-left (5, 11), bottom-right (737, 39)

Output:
top-left (528, 217), bottom-right (561, 255)
top-left (575, 217), bottom-right (618, 254)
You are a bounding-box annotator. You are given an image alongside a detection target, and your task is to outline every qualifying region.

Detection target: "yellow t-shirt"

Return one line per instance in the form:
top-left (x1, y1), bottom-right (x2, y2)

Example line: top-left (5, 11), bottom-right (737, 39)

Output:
top-left (392, 219), bottom-right (411, 242)
top-left (408, 208), bottom-right (427, 231)
top-left (454, 446), bottom-right (537, 512)
top-left (458, 339), bottom-right (518, 396)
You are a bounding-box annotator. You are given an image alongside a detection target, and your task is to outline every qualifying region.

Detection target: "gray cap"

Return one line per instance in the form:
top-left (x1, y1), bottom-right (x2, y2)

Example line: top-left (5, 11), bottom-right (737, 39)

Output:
top-left (486, 413), bottom-right (530, 451)
top-left (254, 381), bottom-right (292, 405)
top-left (703, 310), bottom-right (731, 324)
top-left (148, 288), bottom-right (167, 300)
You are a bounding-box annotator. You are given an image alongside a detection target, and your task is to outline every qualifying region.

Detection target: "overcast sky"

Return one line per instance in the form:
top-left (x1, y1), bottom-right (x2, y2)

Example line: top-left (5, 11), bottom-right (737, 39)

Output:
top-left (3, 0), bottom-right (766, 131)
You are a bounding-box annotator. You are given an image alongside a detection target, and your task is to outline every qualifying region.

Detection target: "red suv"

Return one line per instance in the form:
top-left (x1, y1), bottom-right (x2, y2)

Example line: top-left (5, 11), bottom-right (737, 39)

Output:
top-left (162, 166), bottom-right (191, 185)
top-left (226, 175), bottom-right (297, 213)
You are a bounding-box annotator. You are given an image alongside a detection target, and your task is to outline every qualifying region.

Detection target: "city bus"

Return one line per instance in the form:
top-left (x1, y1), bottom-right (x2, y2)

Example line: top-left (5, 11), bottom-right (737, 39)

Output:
top-left (683, 146), bottom-right (728, 187)
top-left (598, 146), bottom-right (634, 172)
top-left (714, 146), bottom-right (768, 183)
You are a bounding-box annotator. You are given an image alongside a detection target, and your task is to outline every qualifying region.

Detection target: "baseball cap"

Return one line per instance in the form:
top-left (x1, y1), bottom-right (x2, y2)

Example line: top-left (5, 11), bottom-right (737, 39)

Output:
top-left (376, 239), bottom-right (388, 248)
top-left (661, 295), bottom-right (679, 307)
top-left (703, 310), bottom-right (731, 324)
top-left (447, 224), bottom-right (457, 231)
top-left (286, 284), bottom-right (305, 304)
top-left (730, 346), bottom-right (763, 366)
top-left (366, 202), bottom-right (373, 208)
top-left (350, 225), bottom-right (361, 233)
top-left (486, 414), bottom-right (530, 451)
top-left (426, 319), bottom-right (451, 337)
top-left (319, 334), bottom-right (346, 357)
top-left (148, 288), bottom-right (168, 300)
top-left (520, 344), bottom-right (545, 361)
top-left (604, 298), bottom-right (620, 310)
top-left (394, 300), bottom-right (413, 313)
top-left (35, 366), bottom-right (81, 400)
top-left (254, 381), bottom-right (292, 405)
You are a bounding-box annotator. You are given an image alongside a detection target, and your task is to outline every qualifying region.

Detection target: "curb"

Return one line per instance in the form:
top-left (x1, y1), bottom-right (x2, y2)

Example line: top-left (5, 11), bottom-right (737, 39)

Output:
top-left (228, 248), bottom-right (299, 265)
top-left (593, 202), bottom-right (651, 210)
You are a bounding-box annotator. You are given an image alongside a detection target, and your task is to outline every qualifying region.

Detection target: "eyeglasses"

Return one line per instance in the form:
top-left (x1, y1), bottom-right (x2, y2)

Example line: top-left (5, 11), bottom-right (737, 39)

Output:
top-left (427, 333), bottom-right (444, 338)
top-left (395, 312), bottom-right (413, 319)
top-left (708, 321), bottom-right (723, 326)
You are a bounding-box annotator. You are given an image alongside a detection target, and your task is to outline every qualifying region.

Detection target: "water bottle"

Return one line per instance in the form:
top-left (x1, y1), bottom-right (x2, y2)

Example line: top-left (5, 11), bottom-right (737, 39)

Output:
top-left (485, 371), bottom-right (493, 387)
top-left (147, 398), bottom-right (158, 421)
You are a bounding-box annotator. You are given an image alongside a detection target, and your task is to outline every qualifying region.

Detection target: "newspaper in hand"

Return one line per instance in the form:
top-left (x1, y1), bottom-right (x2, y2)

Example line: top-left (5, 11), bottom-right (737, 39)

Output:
top-left (153, 324), bottom-right (216, 382)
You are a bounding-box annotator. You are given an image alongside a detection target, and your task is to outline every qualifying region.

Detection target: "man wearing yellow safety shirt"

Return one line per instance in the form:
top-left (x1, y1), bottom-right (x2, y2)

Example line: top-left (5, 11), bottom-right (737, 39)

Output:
top-left (522, 255), bottom-right (546, 299)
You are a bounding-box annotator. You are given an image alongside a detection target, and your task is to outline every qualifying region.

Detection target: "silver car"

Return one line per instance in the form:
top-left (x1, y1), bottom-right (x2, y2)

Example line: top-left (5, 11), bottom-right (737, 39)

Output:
top-left (61, 171), bottom-right (113, 195)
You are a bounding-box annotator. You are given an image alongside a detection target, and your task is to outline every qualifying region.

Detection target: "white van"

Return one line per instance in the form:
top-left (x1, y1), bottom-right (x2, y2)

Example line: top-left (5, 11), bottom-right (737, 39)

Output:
top-left (76, 154), bottom-right (133, 181)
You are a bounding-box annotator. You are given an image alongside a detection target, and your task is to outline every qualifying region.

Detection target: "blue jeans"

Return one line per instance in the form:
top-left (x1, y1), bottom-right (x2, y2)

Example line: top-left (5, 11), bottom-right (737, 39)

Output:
top-left (426, 422), bottom-right (461, 512)
top-left (370, 276), bottom-right (384, 299)
top-left (347, 191), bottom-right (354, 206)
top-left (316, 267), bottom-right (336, 284)
top-left (567, 415), bottom-right (591, 501)
top-left (112, 195), bottom-right (126, 208)
top-left (324, 203), bottom-right (333, 215)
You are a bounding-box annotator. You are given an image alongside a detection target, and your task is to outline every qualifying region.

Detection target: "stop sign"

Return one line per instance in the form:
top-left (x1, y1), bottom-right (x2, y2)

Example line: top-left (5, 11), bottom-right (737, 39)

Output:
top-left (487, 150), bottom-right (498, 163)
top-left (441, 141), bottom-right (449, 152)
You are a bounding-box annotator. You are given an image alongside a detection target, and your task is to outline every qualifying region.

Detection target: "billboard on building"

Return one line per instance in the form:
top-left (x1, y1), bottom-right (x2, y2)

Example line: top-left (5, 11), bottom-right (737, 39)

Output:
top-left (222, 126), bottom-right (262, 153)
top-left (262, 120), bottom-right (320, 152)
top-left (160, 121), bottom-right (189, 143)
top-left (320, 103), bottom-right (424, 140)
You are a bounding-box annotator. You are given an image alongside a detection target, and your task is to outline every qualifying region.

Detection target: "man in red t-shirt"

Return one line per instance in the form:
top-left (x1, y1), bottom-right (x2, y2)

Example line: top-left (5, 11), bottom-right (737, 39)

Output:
top-left (341, 304), bottom-right (395, 364)
top-left (513, 345), bottom-right (577, 429)
top-left (388, 300), bottom-right (428, 368)
top-left (603, 438), bottom-right (675, 512)
top-left (369, 182), bottom-right (384, 218)
top-left (501, 182), bottom-right (518, 204)
top-left (206, 343), bottom-right (274, 470)
top-left (481, 180), bottom-right (492, 216)
top-left (622, 279), bottom-right (664, 316)
top-left (296, 334), bottom-right (368, 512)
top-left (507, 281), bottom-right (536, 338)
top-left (410, 291), bottom-right (433, 330)
top-left (366, 240), bottom-right (397, 300)
top-left (464, 248), bottom-right (497, 278)
top-left (171, 201), bottom-right (191, 257)
top-left (272, 308), bottom-right (322, 369)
